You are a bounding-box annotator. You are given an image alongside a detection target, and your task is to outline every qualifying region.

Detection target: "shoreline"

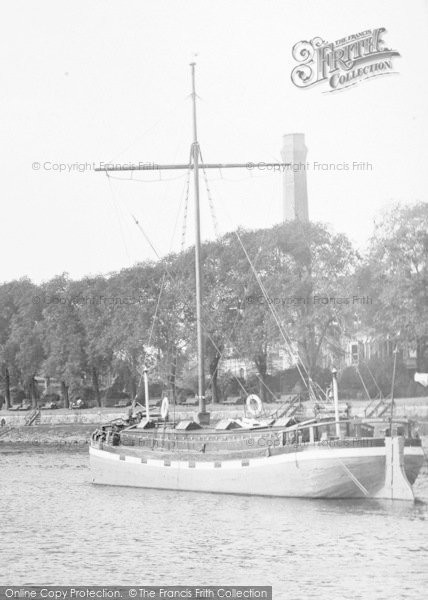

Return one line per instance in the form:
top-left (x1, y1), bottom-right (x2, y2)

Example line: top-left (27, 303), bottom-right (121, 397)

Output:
top-left (0, 398), bottom-right (427, 446)
top-left (0, 423), bottom-right (96, 449)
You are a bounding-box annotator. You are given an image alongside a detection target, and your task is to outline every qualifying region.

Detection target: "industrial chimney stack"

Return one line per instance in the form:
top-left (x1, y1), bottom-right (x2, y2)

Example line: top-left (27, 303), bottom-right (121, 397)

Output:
top-left (281, 133), bottom-right (309, 222)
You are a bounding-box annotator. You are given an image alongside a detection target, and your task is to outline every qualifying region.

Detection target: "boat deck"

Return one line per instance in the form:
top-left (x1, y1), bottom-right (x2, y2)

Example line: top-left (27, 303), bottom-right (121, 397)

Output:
top-left (92, 416), bottom-right (421, 462)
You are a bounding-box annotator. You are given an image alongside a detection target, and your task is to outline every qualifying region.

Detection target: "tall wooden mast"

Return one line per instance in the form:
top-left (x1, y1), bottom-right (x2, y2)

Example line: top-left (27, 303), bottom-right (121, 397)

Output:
top-left (95, 63), bottom-right (289, 425)
top-left (190, 63), bottom-right (208, 421)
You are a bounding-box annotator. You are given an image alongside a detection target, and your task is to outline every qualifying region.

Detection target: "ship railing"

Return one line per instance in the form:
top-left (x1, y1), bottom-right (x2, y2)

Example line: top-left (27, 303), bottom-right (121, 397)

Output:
top-left (114, 416), bottom-right (418, 452)
top-left (272, 416), bottom-right (413, 439)
top-left (141, 415), bottom-right (412, 433)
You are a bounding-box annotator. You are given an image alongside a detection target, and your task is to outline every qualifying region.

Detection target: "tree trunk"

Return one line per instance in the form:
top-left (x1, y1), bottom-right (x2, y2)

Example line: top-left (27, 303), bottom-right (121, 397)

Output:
top-left (61, 381), bottom-right (69, 409)
top-left (5, 367), bottom-right (11, 410)
top-left (209, 351), bottom-right (221, 404)
top-left (237, 368), bottom-right (247, 406)
top-left (417, 336), bottom-right (428, 372)
top-left (300, 267), bottom-right (317, 383)
top-left (129, 375), bottom-right (137, 400)
top-left (255, 351), bottom-right (268, 403)
top-left (258, 374), bottom-right (266, 403)
top-left (92, 366), bottom-right (101, 407)
top-left (30, 377), bottom-right (37, 409)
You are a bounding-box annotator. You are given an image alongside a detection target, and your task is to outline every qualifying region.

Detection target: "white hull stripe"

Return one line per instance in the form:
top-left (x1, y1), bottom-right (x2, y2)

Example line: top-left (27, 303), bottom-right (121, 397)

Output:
top-left (89, 443), bottom-right (425, 470)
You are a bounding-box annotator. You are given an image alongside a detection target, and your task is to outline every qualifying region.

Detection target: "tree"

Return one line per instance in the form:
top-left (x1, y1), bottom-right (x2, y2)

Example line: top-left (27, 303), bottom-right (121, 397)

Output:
top-left (0, 279), bottom-right (44, 407)
top-left (218, 222), bottom-right (356, 397)
top-left (0, 281), bottom-right (22, 408)
top-left (41, 275), bottom-right (87, 407)
top-left (104, 262), bottom-right (162, 400)
top-left (71, 276), bottom-right (115, 406)
top-left (358, 202), bottom-right (428, 370)
top-left (0, 219), bottom-right (358, 409)
top-left (268, 221), bottom-right (357, 376)
top-left (201, 238), bottom-right (250, 403)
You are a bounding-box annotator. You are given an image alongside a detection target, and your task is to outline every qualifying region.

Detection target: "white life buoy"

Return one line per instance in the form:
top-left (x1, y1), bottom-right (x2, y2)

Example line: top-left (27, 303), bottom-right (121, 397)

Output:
top-left (246, 394), bottom-right (263, 417)
top-left (161, 396), bottom-right (169, 419)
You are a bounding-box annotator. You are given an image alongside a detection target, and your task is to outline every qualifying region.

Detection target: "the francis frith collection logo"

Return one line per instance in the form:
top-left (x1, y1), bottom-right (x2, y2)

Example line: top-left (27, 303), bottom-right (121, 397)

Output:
top-left (291, 28), bottom-right (400, 92)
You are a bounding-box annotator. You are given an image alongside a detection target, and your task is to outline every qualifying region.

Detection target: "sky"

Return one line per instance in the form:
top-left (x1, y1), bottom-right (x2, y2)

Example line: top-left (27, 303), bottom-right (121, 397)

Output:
top-left (2, 0), bottom-right (427, 283)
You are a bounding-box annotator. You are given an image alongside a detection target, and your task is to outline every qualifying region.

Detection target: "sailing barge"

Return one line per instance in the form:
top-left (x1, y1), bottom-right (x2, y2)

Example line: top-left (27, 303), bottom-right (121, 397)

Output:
top-left (90, 64), bottom-right (424, 500)
top-left (90, 414), bottom-right (424, 499)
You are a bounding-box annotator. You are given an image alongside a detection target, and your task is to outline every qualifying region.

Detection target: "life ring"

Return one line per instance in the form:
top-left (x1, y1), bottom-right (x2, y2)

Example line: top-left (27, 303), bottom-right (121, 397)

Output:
top-left (161, 397), bottom-right (169, 419)
top-left (246, 394), bottom-right (263, 417)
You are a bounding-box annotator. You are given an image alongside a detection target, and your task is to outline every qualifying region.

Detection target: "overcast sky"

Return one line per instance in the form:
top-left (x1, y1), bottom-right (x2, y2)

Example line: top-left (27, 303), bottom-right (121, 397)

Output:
top-left (2, 0), bottom-right (427, 283)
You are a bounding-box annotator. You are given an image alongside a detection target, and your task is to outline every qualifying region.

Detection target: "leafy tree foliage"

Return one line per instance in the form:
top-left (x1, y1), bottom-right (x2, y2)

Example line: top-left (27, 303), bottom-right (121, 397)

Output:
top-left (0, 205), bottom-right (425, 406)
top-left (0, 279), bottom-right (44, 407)
top-left (357, 202), bottom-right (428, 370)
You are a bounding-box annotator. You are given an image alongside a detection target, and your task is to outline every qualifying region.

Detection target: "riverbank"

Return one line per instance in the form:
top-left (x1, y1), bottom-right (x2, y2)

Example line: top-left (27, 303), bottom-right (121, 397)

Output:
top-left (0, 424), bottom-right (95, 449)
top-left (0, 402), bottom-right (263, 428)
top-left (0, 397), bottom-right (427, 446)
top-left (1, 396), bottom-right (427, 426)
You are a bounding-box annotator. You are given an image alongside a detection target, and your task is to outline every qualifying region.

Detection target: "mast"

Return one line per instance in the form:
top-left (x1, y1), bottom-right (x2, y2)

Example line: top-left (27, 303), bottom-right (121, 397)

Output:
top-left (389, 345), bottom-right (398, 435)
top-left (190, 62), bottom-right (208, 422)
top-left (95, 64), bottom-right (290, 425)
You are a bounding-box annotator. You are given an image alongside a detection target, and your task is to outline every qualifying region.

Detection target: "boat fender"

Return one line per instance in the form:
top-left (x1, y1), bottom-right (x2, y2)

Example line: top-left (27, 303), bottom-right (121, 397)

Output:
top-left (246, 394), bottom-right (263, 417)
top-left (161, 397), bottom-right (169, 419)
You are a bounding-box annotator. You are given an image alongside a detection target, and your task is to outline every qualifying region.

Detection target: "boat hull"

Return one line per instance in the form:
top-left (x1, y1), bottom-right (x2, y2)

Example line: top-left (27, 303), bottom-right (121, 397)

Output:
top-left (89, 443), bottom-right (424, 499)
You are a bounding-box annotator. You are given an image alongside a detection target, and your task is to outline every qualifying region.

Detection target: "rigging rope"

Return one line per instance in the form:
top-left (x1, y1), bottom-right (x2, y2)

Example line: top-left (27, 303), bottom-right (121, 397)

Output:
top-left (134, 271), bottom-right (168, 402)
top-left (102, 137), bottom-right (258, 403)
top-left (106, 172), bottom-right (188, 183)
top-left (104, 141), bottom-right (317, 405)
top-left (129, 211), bottom-right (253, 400)
top-left (129, 207), bottom-right (295, 406)
top-left (206, 171), bottom-right (317, 398)
top-left (232, 228), bottom-right (316, 401)
top-left (168, 153), bottom-right (192, 254)
top-left (356, 364), bottom-right (372, 401)
top-left (361, 360), bottom-right (383, 398)
top-left (181, 167), bottom-right (191, 252)
top-left (199, 148), bottom-right (220, 238)
top-left (106, 175), bottom-right (131, 266)
top-left (131, 213), bottom-right (161, 260)
top-left (104, 159), bottom-right (281, 405)
top-left (148, 272), bottom-right (167, 348)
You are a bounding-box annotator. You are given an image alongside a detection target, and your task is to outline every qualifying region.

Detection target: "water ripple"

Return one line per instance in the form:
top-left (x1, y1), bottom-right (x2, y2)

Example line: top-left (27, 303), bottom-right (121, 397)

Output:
top-left (0, 448), bottom-right (427, 596)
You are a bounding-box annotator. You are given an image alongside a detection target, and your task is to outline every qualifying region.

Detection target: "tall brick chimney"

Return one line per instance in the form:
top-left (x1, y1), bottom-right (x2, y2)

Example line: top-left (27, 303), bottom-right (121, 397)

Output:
top-left (281, 133), bottom-right (309, 222)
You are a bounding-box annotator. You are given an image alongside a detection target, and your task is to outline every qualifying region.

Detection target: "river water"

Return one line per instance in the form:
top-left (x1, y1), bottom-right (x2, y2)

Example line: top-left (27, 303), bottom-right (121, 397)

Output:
top-left (1, 447), bottom-right (428, 599)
